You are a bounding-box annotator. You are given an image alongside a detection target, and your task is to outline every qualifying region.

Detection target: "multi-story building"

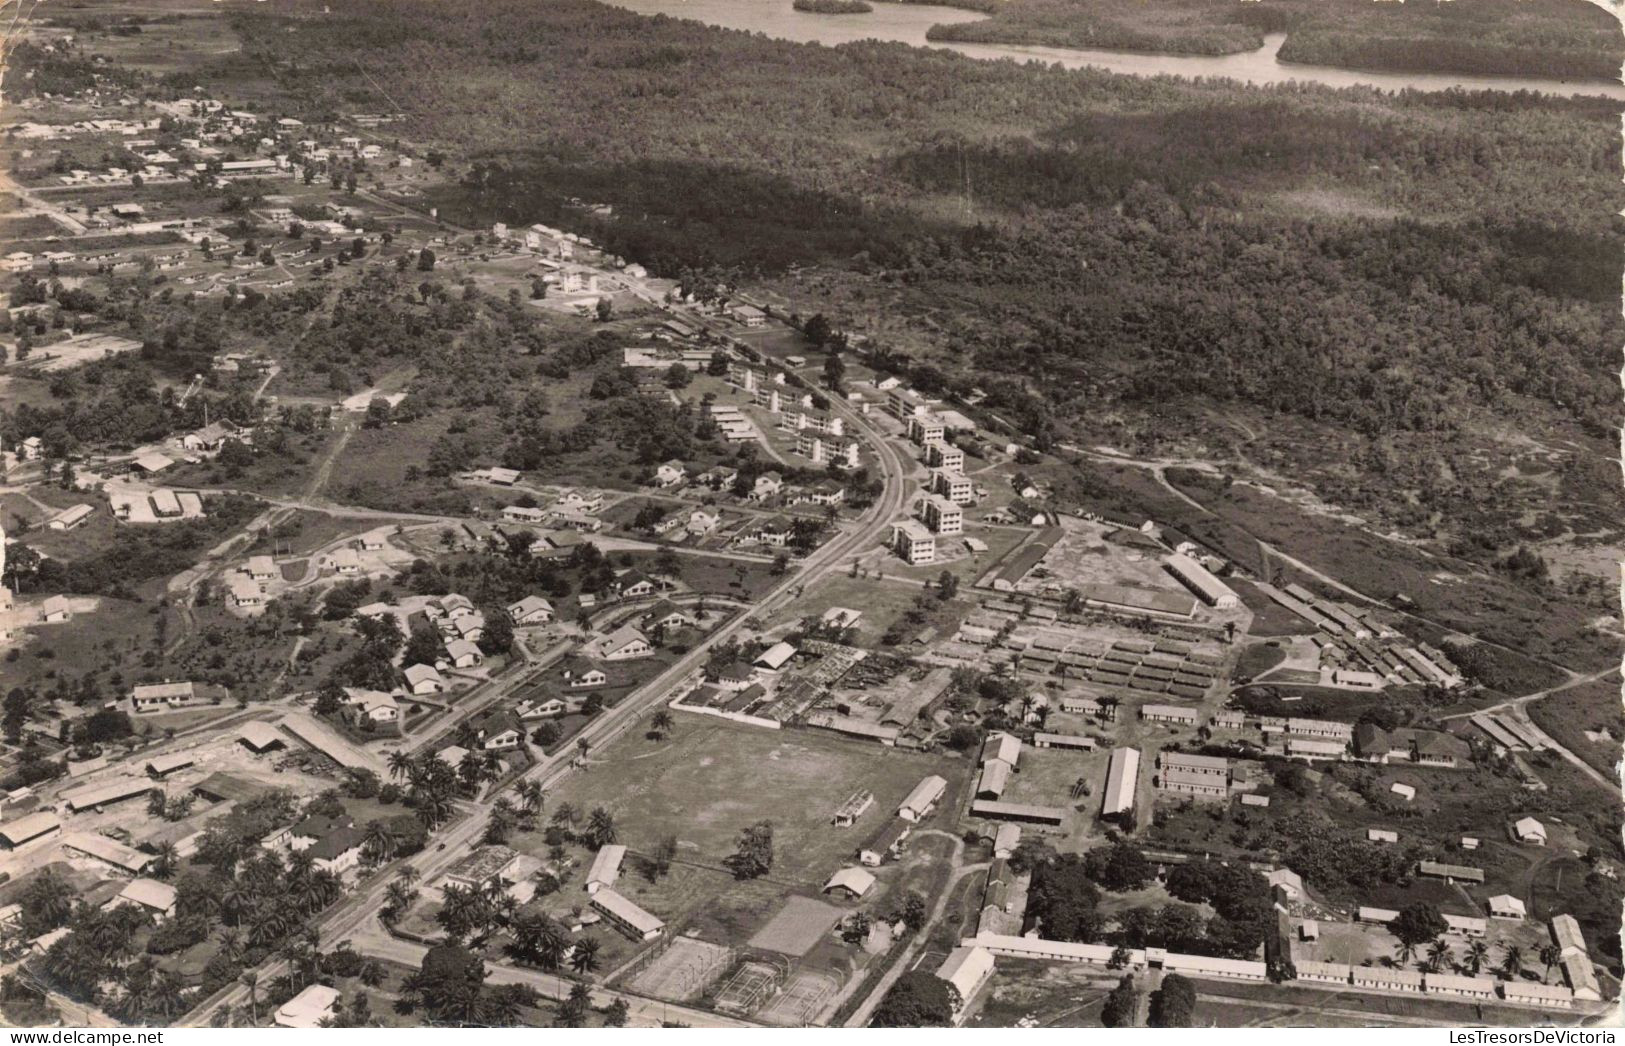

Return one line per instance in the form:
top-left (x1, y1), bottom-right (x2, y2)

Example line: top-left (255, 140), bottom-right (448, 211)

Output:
top-left (932, 468), bottom-right (975, 505)
top-left (924, 440), bottom-right (964, 471)
top-left (921, 495), bottom-right (963, 535)
top-left (892, 520), bottom-right (937, 565)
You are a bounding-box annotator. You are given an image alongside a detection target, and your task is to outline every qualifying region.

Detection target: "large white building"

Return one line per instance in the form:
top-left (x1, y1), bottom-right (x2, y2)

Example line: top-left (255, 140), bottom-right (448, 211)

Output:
top-left (892, 520), bottom-right (937, 565)
top-left (921, 495), bottom-right (963, 535)
top-left (1103, 747), bottom-right (1140, 821)
top-left (931, 469), bottom-right (975, 505)
top-left (898, 775), bottom-right (948, 822)
top-left (1163, 553), bottom-right (1239, 609)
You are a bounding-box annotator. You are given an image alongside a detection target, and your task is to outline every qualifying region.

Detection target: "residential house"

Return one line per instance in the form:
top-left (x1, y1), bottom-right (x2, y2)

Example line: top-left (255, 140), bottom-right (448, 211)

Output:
top-left (445, 639), bottom-right (483, 669)
top-left (1512, 816), bottom-right (1547, 846)
top-left (404, 664), bottom-right (445, 695)
top-left (641, 600), bottom-right (697, 632)
top-left (506, 595), bottom-right (555, 625)
top-left (471, 710), bottom-right (524, 751)
top-left (131, 681), bottom-right (199, 714)
top-left (345, 688), bottom-right (399, 726)
top-left (599, 625), bottom-right (653, 661)
top-left (560, 657), bottom-right (607, 689)
top-left (613, 571), bottom-right (658, 599)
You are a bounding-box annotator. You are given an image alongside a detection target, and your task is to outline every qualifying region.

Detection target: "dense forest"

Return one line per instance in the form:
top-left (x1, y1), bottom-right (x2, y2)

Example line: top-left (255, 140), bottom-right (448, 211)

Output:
top-left (923, 0), bottom-right (1271, 56)
top-left (228, 0), bottom-right (1622, 445)
top-left (918, 0), bottom-right (1622, 80)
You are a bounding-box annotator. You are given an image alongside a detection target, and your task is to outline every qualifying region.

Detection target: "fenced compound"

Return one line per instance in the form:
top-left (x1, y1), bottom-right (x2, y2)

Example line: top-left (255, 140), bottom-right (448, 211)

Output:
top-left (759, 969), bottom-right (840, 1026)
top-left (624, 936), bottom-right (735, 1002)
top-left (713, 960), bottom-right (783, 1015)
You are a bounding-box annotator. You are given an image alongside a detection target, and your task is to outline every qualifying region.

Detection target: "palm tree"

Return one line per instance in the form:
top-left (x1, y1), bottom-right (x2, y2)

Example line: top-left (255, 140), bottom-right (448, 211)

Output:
top-left (1394, 939), bottom-right (1417, 969)
top-left (570, 936), bottom-right (600, 976)
top-left (481, 749), bottom-right (504, 782)
top-left (217, 928), bottom-right (244, 962)
top-left (1426, 939), bottom-right (1451, 973)
top-left (1538, 943), bottom-right (1563, 984)
top-left (1500, 943), bottom-right (1524, 980)
top-left (359, 959), bottom-right (386, 988)
top-left (363, 821), bottom-right (396, 864)
top-left (516, 780), bottom-right (544, 817)
top-left (383, 880), bottom-right (418, 922)
top-left (388, 750), bottom-right (414, 782)
top-left (150, 841), bottom-right (180, 880)
top-left (585, 807), bottom-right (617, 848)
top-left (551, 802), bottom-right (579, 827)
top-left (1464, 940), bottom-right (1490, 975)
top-left (240, 970), bottom-right (262, 1025)
top-left (651, 709), bottom-right (674, 739)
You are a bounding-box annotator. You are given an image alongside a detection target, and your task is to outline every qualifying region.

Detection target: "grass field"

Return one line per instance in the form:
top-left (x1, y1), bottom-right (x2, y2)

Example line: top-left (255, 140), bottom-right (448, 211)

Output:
top-left (548, 715), bottom-right (957, 883)
top-left (1525, 675), bottom-right (1621, 779)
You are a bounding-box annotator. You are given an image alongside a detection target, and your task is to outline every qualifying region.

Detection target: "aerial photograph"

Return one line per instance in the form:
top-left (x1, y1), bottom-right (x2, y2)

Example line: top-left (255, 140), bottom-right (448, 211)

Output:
top-left (0, 0), bottom-right (1618, 1030)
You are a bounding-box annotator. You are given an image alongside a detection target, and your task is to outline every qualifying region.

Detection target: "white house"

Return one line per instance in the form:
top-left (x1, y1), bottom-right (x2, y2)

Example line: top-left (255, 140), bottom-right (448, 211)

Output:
top-left (1512, 816), bottom-right (1547, 846)
top-left (404, 664), bottom-right (445, 695)
top-left (506, 595), bottom-right (554, 625)
top-left (446, 639), bottom-right (483, 669)
top-left (599, 625), bottom-right (653, 661)
top-left (345, 688), bottom-right (399, 725)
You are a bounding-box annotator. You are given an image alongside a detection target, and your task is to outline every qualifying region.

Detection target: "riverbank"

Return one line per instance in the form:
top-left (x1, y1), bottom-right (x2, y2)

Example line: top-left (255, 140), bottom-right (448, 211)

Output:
top-left (910, 0), bottom-right (1621, 83)
top-left (603, 0), bottom-right (1625, 98)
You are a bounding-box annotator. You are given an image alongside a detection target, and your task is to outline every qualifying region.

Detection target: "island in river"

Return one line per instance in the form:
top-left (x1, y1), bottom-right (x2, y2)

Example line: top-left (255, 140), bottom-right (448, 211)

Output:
top-left (794, 0), bottom-right (875, 14)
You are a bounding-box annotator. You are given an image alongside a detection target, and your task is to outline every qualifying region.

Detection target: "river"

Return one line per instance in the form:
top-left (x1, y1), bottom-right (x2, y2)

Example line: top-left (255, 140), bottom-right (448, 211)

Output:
top-left (602, 0), bottom-right (1625, 100)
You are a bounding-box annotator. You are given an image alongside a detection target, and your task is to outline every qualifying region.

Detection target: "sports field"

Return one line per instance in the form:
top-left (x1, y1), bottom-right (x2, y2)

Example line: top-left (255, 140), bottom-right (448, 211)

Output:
top-left (548, 715), bottom-right (961, 881)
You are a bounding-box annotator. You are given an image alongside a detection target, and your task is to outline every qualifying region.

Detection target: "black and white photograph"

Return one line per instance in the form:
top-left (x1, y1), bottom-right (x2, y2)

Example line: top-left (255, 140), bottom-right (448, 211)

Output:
top-left (0, 0), bottom-right (1619, 1030)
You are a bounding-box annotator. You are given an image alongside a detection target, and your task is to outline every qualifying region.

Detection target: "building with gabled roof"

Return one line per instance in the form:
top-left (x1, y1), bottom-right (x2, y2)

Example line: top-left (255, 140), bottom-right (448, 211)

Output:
top-left (586, 844), bottom-right (627, 894)
top-left (1416, 860), bottom-right (1484, 884)
top-left (599, 625), bottom-right (653, 661)
top-left (860, 820), bottom-right (911, 866)
top-left (404, 663), bottom-right (445, 695)
top-left (1103, 747), bottom-right (1140, 821)
top-left (0, 811), bottom-right (61, 849)
top-left (979, 732), bottom-right (1021, 768)
top-left (131, 680), bottom-right (199, 714)
top-left (1512, 816), bottom-right (1547, 845)
top-left (935, 946), bottom-right (995, 1021)
top-left (113, 878), bottom-right (177, 918)
top-left (145, 752), bottom-right (194, 778)
top-left (898, 775), bottom-right (947, 822)
top-left (506, 595), bottom-right (554, 625)
top-left (591, 888), bottom-right (664, 941)
top-left (63, 832), bottom-right (151, 873)
top-left (823, 866), bottom-right (876, 899)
